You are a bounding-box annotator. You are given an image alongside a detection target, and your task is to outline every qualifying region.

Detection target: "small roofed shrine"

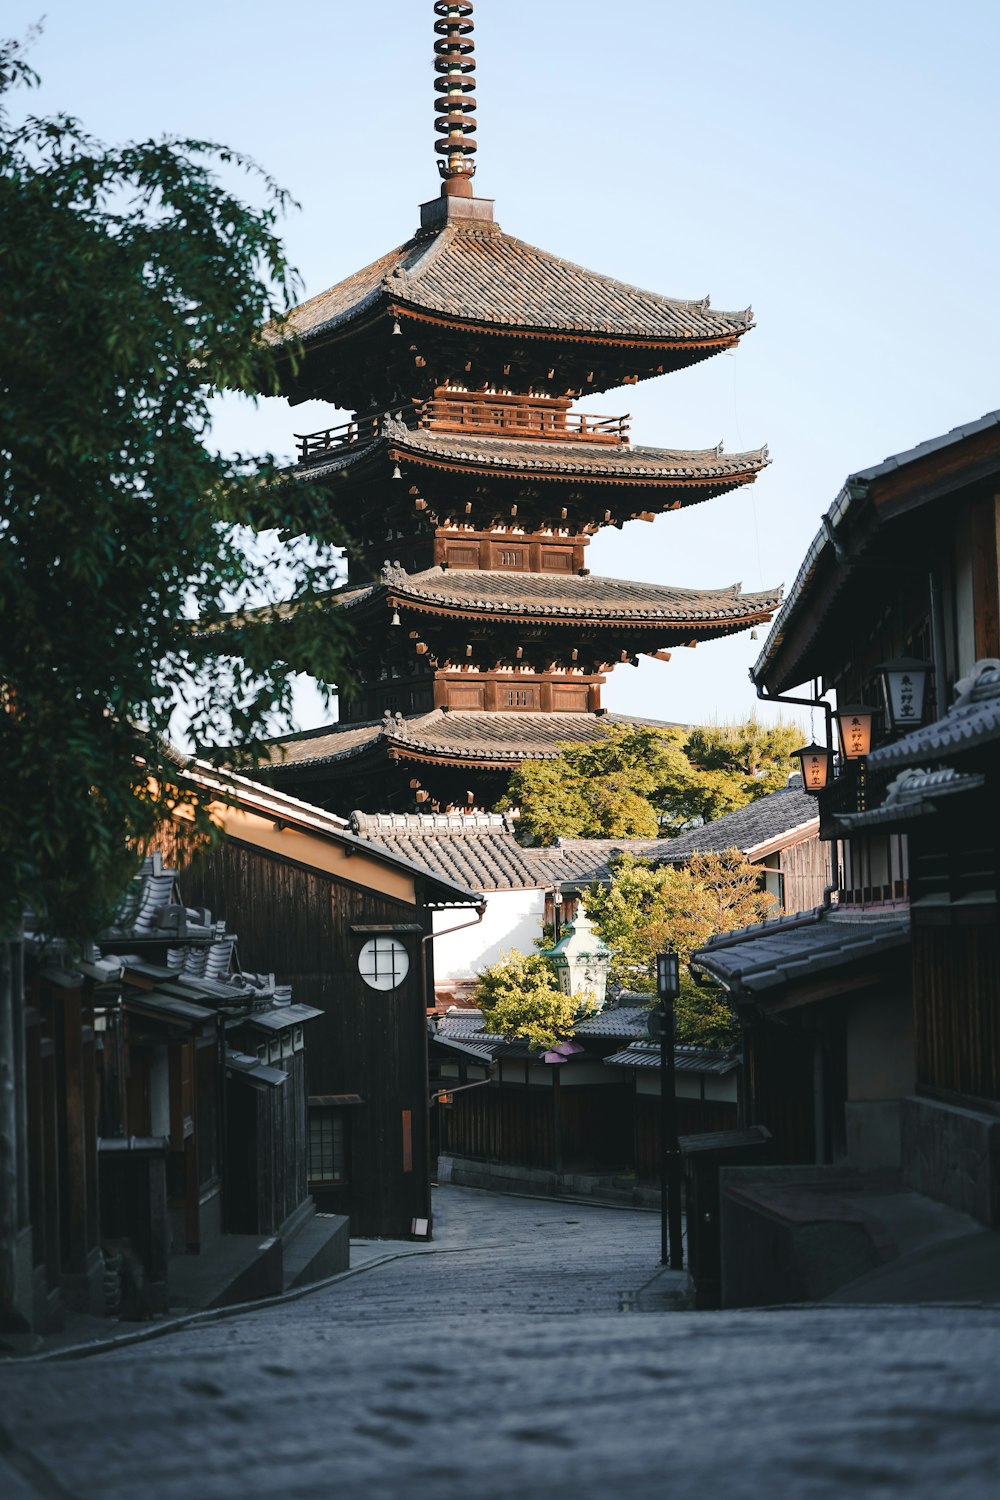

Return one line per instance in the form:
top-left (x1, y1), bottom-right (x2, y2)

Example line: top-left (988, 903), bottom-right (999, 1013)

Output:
top-left (261, 3), bottom-right (780, 813)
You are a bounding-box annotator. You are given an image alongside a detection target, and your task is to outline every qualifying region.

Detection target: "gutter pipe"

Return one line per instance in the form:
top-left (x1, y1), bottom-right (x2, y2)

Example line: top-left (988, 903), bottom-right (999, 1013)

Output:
top-left (418, 901), bottom-right (487, 1238)
top-left (753, 678), bottom-right (839, 894)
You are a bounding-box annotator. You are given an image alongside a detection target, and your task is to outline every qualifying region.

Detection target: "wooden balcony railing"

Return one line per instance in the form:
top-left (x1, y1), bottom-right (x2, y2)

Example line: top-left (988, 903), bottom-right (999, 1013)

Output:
top-left (295, 397), bottom-right (630, 463)
top-left (295, 412), bottom-right (388, 463)
top-left (414, 398), bottom-right (630, 445)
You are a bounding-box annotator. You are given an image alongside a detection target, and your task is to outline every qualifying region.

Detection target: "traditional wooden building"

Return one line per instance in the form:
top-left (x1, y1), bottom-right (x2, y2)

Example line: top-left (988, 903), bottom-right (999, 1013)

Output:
top-left (687, 410), bottom-right (1000, 1304)
top-left (259, 2), bottom-right (779, 814)
top-left (738, 410), bottom-right (1000, 1177)
top-left (165, 762), bottom-right (484, 1239)
top-left (838, 665), bottom-right (1000, 1227)
top-left (0, 851), bottom-right (337, 1338)
top-left (431, 1005), bottom-right (738, 1196)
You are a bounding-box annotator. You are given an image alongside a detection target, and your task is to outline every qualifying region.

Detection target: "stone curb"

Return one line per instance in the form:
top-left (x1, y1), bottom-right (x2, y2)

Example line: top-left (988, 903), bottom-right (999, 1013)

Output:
top-left (4, 1190), bottom-right (663, 1364)
top-left (3, 1242), bottom-right (488, 1366)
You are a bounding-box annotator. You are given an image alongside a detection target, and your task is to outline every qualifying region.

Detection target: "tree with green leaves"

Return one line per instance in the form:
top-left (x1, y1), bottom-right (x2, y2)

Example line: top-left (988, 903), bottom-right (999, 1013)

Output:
top-left (672, 719), bottom-right (804, 828)
top-left (583, 850), bottom-right (774, 1046)
top-left (501, 718), bottom-right (801, 845)
top-left (0, 37), bottom-right (350, 943)
top-left (474, 949), bottom-right (596, 1052)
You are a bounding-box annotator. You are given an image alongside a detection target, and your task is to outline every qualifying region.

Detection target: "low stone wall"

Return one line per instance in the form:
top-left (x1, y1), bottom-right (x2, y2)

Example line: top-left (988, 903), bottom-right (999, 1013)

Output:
top-left (902, 1095), bottom-right (1000, 1227)
top-left (437, 1155), bottom-right (659, 1209)
top-left (719, 1166), bottom-right (885, 1307)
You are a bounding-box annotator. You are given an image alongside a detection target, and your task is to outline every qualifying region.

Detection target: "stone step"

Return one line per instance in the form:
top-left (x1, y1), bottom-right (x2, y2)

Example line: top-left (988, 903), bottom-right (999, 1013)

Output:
top-left (282, 1212), bottom-right (350, 1291)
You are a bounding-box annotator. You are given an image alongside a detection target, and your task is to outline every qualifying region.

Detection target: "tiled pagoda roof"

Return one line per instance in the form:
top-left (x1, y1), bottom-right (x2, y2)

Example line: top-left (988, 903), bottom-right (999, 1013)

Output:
top-left (302, 421), bottom-right (768, 491)
top-left (328, 566), bottom-right (781, 627)
top-left (265, 709), bottom-right (674, 774)
top-left (281, 220), bottom-right (753, 349)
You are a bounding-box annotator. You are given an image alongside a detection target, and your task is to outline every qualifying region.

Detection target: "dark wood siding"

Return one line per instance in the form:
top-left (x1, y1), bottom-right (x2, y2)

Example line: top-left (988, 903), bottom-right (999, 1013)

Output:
top-left (442, 1082), bottom-right (554, 1170)
top-left (912, 922), bottom-right (1000, 1103)
top-left (442, 1076), bottom-right (640, 1175)
top-left (635, 1095), bottom-right (738, 1182)
top-left (744, 1021), bottom-right (816, 1165)
top-left (167, 834), bottom-right (432, 1239)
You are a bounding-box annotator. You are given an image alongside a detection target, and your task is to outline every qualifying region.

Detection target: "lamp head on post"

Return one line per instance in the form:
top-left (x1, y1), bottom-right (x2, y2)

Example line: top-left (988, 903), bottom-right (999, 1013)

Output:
top-left (793, 742), bottom-right (835, 794)
top-left (656, 950), bottom-right (680, 1004)
top-left (877, 657), bottom-right (931, 736)
top-left (544, 909), bottom-right (611, 1011)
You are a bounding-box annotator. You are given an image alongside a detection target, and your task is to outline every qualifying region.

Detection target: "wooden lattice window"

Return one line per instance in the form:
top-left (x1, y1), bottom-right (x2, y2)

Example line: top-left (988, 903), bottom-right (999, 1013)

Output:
top-left (309, 1110), bottom-right (348, 1185)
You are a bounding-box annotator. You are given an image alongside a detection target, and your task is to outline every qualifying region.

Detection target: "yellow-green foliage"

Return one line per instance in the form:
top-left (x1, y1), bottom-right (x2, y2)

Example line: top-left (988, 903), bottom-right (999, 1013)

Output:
top-left (474, 949), bottom-right (596, 1052)
top-left (584, 850), bottom-right (775, 1047)
top-left (499, 719), bottom-right (802, 845)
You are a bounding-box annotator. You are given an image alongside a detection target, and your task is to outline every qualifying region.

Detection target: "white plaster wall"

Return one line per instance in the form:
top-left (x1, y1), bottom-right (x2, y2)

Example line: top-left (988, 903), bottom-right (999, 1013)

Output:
top-left (433, 888), bottom-right (546, 982)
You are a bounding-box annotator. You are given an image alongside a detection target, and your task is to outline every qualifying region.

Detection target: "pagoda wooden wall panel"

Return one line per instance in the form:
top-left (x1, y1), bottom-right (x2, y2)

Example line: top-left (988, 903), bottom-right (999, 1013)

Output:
top-left (912, 922), bottom-right (1000, 1103)
top-left (159, 832), bottom-right (432, 1239)
top-left (444, 542), bottom-right (479, 568)
top-left (550, 684), bottom-right (590, 712)
top-left (447, 681), bottom-right (486, 709)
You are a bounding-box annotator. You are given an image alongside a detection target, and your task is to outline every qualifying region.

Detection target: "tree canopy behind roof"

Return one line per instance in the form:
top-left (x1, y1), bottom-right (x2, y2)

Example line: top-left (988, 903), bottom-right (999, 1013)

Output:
top-left (501, 719), bottom-right (802, 844)
top-left (0, 37), bottom-right (351, 942)
top-left (584, 851), bottom-right (775, 1047)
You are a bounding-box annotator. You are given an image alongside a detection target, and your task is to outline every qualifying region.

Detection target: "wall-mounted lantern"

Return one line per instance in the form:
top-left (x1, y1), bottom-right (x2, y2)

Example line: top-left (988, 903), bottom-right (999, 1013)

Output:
top-left (793, 742), bottom-right (835, 794)
top-left (877, 657), bottom-right (931, 736)
top-left (835, 704), bottom-right (875, 760)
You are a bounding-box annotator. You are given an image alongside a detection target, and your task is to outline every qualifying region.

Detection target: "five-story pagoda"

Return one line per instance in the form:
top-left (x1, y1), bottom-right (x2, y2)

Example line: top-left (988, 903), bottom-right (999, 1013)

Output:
top-left (262, 2), bottom-right (780, 813)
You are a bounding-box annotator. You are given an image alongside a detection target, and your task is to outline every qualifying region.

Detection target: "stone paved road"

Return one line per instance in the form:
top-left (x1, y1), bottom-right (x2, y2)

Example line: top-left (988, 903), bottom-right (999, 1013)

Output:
top-left (2, 1187), bottom-right (999, 1500)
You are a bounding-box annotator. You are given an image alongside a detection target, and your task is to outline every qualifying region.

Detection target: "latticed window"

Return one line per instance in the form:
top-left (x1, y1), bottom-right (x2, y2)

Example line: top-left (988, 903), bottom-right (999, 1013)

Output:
top-left (357, 936), bottom-right (410, 991)
top-left (309, 1111), bottom-right (347, 1184)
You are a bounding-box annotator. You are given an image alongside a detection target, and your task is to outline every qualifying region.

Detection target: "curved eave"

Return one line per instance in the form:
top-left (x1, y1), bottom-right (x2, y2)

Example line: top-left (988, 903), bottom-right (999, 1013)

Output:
top-left (274, 298), bottom-right (751, 377)
top-left (297, 435), bottom-right (769, 496)
top-left (383, 741), bottom-right (557, 771)
top-left (389, 443), bottom-right (768, 492)
top-left (280, 292), bottom-right (753, 358)
top-left (384, 594), bottom-right (778, 634)
top-left (386, 300), bottom-right (752, 352)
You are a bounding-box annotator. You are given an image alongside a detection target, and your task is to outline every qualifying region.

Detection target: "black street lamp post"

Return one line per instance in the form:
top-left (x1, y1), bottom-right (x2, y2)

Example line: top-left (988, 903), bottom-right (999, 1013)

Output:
top-left (655, 950), bottom-right (683, 1270)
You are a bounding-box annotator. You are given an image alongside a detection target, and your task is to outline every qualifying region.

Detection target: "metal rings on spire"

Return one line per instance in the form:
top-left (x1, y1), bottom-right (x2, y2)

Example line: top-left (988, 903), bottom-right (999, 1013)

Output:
top-left (433, 1), bottom-right (477, 184)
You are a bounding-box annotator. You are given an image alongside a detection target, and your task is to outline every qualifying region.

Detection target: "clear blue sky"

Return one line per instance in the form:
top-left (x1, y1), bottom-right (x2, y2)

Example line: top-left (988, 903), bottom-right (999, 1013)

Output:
top-left (9, 1), bottom-right (1000, 735)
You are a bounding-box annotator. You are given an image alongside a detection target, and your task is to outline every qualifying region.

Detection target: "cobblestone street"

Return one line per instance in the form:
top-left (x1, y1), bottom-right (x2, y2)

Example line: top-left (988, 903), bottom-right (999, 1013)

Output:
top-left (2, 1187), bottom-right (999, 1500)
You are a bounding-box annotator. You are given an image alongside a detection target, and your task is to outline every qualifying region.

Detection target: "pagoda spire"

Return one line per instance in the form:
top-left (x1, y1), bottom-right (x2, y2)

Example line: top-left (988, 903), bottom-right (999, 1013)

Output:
top-left (434, 1), bottom-right (477, 197)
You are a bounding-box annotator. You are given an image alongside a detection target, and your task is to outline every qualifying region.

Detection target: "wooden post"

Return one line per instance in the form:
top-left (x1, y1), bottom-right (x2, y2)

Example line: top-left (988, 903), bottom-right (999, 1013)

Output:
top-left (552, 1067), bottom-right (563, 1178)
top-left (61, 983), bottom-right (89, 1276)
top-left (0, 936), bottom-right (27, 1328)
